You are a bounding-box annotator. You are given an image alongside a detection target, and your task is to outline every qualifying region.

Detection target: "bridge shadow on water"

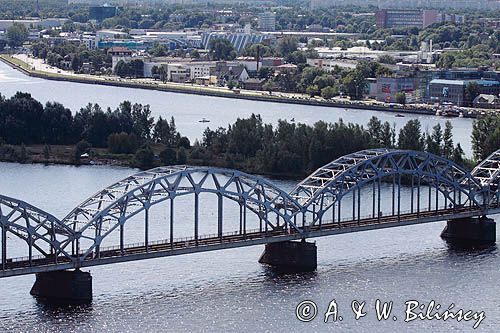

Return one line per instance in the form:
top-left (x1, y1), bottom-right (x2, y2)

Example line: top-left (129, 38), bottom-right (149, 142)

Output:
top-left (33, 298), bottom-right (93, 320)
top-left (444, 241), bottom-right (497, 256)
top-left (260, 265), bottom-right (318, 281)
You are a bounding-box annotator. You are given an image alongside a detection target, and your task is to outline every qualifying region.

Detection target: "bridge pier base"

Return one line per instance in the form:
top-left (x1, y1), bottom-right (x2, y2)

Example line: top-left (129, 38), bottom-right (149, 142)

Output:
top-left (441, 217), bottom-right (496, 245)
top-left (258, 240), bottom-right (317, 272)
top-left (30, 270), bottom-right (92, 303)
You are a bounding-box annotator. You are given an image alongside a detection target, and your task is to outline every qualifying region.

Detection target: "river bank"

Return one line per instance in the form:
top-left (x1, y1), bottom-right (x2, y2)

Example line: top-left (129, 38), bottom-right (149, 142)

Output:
top-left (0, 54), bottom-right (440, 117)
top-left (0, 143), bottom-right (309, 180)
top-left (0, 143), bottom-right (132, 167)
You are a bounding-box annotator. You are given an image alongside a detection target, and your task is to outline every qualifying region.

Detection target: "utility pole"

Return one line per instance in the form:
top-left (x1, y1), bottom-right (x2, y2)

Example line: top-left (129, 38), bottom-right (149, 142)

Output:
top-left (256, 44), bottom-right (260, 72)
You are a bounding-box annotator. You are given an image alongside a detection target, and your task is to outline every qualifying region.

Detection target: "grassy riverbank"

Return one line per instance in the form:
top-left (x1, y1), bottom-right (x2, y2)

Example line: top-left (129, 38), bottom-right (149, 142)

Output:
top-left (0, 53), bottom-right (441, 116)
top-left (0, 143), bottom-right (132, 166)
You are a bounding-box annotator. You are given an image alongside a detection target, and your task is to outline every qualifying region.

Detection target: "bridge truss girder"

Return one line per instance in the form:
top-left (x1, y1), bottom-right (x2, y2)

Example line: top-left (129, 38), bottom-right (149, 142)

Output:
top-left (2, 149), bottom-right (500, 272)
top-left (0, 195), bottom-right (75, 269)
top-left (290, 150), bottom-right (486, 227)
top-left (60, 166), bottom-right (302, 261)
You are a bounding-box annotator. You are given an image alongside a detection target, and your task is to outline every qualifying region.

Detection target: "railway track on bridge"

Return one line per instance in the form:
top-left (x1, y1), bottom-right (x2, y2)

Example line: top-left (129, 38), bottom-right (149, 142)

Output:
top-left (2, 205), bottom-right (492, 277)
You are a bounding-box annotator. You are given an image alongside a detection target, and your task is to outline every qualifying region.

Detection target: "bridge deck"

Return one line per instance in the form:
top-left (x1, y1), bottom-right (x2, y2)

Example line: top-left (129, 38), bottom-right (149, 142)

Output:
top-left (1, 206), bottom-right (496, 278)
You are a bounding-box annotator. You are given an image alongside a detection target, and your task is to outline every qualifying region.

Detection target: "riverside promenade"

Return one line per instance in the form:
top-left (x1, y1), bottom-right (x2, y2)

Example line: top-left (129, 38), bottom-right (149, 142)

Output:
top-left (0, 54), bottom-right (437, 117)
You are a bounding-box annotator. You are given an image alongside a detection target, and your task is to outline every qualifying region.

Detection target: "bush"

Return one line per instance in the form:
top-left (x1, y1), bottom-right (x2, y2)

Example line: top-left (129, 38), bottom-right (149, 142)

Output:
top-left (321, 86), bottom-right (336, 99)
top-left (159, 147), bottom-right (177, 165)
top-left (306, 85), bottom-right (320, 97)
top-left (135, 145), bottom-right (154, 169)
top-left (19, 144), bottom-right (29, 163)
top-left (177, 147), bottom-right (187, 164)
top-left (107, 132), bottom-right (139, 154)
top-left (190, 146), bottom-right (210, 160)
top-left (395, 92), bottom-right (406, 105)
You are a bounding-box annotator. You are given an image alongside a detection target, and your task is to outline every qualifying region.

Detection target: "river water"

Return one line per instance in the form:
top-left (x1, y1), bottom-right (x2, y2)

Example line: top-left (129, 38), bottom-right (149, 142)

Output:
top-left (0, 62), bottom-right (499, 332)
top-left (0, 60), bottom-right (476, 156)
top-left (0, 163), bottom-right (499, 332)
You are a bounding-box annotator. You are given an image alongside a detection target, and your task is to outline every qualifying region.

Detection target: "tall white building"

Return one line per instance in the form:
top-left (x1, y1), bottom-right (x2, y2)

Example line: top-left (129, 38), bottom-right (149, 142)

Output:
top-left (258, 12), bottom-right (276, 31)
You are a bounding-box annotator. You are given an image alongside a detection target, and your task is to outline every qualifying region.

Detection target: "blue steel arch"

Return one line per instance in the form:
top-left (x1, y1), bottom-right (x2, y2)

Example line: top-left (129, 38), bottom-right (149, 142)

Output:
top-left (0, 195), bottom-right (75, 265)
top-left (60, 166), bottom-right (303, 261)
top-left (290, 149), bottom-right (486, 226)
top-left (3, 149), bottom-right (500, 275)
top-left (471, 148), bottom-right (500, 205)
top-left (471, 148), bottom-right (500, 187)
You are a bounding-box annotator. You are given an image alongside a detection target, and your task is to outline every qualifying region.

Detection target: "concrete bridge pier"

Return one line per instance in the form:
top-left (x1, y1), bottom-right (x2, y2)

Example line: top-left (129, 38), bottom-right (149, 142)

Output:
top-left (30, 270), bottom-right (92, 303)
top-left (258, 240), bottom-right (317, 272)
top-left (441, 217), bottom-right (496, 245)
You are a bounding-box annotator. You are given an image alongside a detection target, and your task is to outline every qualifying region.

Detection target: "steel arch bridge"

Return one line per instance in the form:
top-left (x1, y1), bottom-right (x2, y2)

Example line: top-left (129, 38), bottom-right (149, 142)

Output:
top-left (2, 149), bottom-right (500, 278)
top-left (290, 149), bottom-right (488, 227)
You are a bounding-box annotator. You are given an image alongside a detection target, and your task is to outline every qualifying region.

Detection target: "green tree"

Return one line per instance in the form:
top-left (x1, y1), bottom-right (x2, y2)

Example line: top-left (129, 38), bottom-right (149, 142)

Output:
top-left (159, 147), bottom-right (177, 165)
top-left (452, 143), bottom-right (464, 165)
top-left (177, 147), bottom-right (187, 164)
top-left (398, 119), bottom-right (424, 151)
top-left (465, 81), bottom-right (480, 106)
top-left (129, 59), bottom-right (144, 78)
top-left (380, 122), bottom-right (396, 148)
top-left (299, 67), bottom-right (324, 91)
top-left (258, 67), bottom-right (274, 79)
top-left (158, 65), bottom-right (168, 82)
top-left (243, 43), bottom-right (273, 58)
top-left (377, 55), bottom-right (396, 64)
top-left (276, 36), bottom-right (298, 57)
top-left (320, 86), bottom-right (336, 99)
top-left (426, 123), bottom-right (443, 155)
top-left (313, 75), bottom-right (336, 90)
top-left (6, 23), bottom-right (28, 47)
top-left (285, 50), bottom-right (306, 64)
top-left (306, 85), bottom-right (320, 97)
top-left (132, 103), bottom-right (154, 142)
top-left (472, 115), bottom-right (500, 160)
top-left (135, 145), bottom-right (154, 169)
top-left (107, 132), bottom-right (139, 154)
top-left (149, 43), bottom-right (167, 57)
top-left (114, 60), bottom-right (129, 78)
top-left (178, 136), bottom-right (191, 149)
top-left (341, 70), bottom-right (366, 100)
top-left (395, 92), bottom-right (406, 105)
top-left (436, 53), bottom-right (456, 69)
top-left (443, 121), bottom-right (454, 159)
top-left (209, 38), bottom-right (236, 61)
top-left (153, 116), bottom-right (178, 146)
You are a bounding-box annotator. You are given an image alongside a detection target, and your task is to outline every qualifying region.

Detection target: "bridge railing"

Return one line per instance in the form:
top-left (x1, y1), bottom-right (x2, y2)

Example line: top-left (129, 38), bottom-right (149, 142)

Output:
top-left (0, 204), bottom-right (491, 269)
top-left (9, 254), bottom-right (47, 263)
top-left (75, 205), bottom-right (485, 258)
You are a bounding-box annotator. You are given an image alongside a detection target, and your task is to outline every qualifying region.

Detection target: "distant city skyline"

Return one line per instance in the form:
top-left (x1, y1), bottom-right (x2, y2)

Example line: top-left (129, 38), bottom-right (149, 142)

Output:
top-left (68, 0), bottom-right (278, 5)
top-left (311, 0), bottom-right (500, 10)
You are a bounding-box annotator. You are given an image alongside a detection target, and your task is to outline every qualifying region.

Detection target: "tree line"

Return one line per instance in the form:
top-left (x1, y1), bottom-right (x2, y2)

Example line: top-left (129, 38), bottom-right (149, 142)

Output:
top-left (196, 114), bottom-right (467, 176)
top-left (0, 92), bottom-right (188, 165)
top-left (1, 92), bottom-right (499, 174)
